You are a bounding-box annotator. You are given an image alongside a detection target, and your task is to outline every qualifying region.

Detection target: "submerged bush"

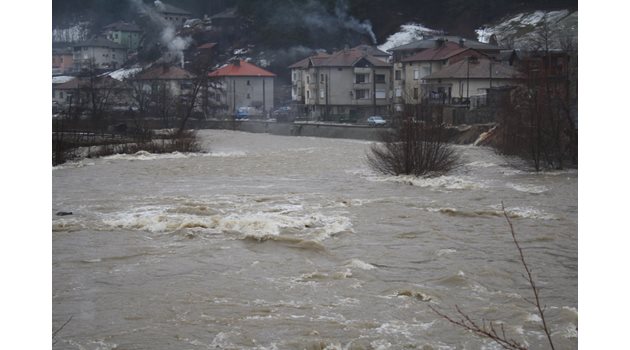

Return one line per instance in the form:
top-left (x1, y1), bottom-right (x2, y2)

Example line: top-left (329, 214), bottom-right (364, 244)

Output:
top-left (367, 119), bottom-right (459, 177)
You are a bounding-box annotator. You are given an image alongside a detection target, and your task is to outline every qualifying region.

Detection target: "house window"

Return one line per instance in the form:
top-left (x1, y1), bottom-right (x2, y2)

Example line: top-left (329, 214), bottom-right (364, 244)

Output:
top-left (306, 75), bottom-right (310, 84)
top-left (395, 87), bottom-right (402, 97)
top-left (59, 91), bottom-right (64, 99)
top-left (320, 89), bottom-right (325, 98)
top-left (355, 73), bottom-right (368, 83)
top-left (413, 87), bottom-right (419, 99)
top-left (292, 72), bottom-right (296, 81)
top-left (247, 93), bottom-right (250, 99)
top-left (306, 90), bottom-right (310, 99)
top-left (247, 80), bottom-right (250, 86)
top-left (395, 70), bottom-right (401, 80)
top-left (355, 89), bottom-right (369, 99)
top-left (413, 69), bottom-right (420, 80)
top-left (375, 74), bottom-right (386, 83)
top-left (375, 89), bottom-right (385, 99)
top-left (320, 74), bottom-right (324, 83)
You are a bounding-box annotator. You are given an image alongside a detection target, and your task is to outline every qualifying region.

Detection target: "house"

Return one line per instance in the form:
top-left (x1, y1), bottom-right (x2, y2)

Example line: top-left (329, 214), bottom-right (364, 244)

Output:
top-left (208, 60), bottom-right (276, 116)
top-left (53, 75), bottom-right (133, 110)
top-left (420, 57), bottom-right (522, 107)
top-left (103, 21), bottom-right (143, 51)
top-left (389, 36), bottom-right (501, 62)
top-left (288, 46), bottom-right (393, 120)
top-left (72, 37), bottom-right (128, 71)
top-left (134, 64), bottom-right (197, 97)
top-left (154, 1), bottom-right (193, 28)
top-left (393, 41), bottom-right (489, 109)
top-left (53, 44), bottom-right (74, 75)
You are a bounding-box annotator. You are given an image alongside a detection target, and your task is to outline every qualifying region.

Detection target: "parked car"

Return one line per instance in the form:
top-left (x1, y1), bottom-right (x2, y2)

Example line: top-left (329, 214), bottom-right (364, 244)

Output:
top-left (235, 106), bottom-right (261, 120)
top-left (367, 116), bottom-right (387, 127)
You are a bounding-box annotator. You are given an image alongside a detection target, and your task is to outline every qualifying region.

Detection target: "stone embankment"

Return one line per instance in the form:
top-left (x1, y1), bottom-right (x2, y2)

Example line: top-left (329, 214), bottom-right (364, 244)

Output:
top-left (190, 120), bottom-right (495, 145)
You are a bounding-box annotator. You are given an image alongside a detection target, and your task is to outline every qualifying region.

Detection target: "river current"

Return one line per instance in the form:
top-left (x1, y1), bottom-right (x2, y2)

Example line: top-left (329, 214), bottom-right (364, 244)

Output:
top-left (52, 129), bottom-right (577, 349)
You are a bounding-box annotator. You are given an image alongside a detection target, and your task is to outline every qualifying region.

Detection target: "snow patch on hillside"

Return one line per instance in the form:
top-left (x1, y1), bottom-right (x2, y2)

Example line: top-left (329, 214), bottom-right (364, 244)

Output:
top-left (378, 23), bottom-right (441, 52)
top-left (475, 10), bottom-right (577, 49)
top-left (53, 22), bottom-right (90, 43)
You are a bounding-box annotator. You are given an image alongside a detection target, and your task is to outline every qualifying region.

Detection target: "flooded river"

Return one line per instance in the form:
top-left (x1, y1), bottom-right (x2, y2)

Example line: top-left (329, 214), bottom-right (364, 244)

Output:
top-left (52, 129), bottom-right (577, 349)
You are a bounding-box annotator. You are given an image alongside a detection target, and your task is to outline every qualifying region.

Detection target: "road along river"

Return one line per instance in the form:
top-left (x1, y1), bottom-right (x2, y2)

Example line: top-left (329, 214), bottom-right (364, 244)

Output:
top-left (53, 129), bottom-right (577, 349)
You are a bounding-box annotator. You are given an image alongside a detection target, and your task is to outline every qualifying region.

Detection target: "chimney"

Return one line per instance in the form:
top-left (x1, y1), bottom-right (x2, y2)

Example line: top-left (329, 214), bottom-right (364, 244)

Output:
top-left (435, 38), bottom-right (445, 47)
top-left (459, 38), bottom-right (466, 48)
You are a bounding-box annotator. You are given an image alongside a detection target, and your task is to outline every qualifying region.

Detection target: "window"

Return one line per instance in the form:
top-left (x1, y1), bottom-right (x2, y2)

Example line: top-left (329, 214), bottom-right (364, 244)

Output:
top-left (320, 89), bottom-right (325, 98)
top-left (413, 69), bottom-right (420, 80)
top-left (306, 75), bottom-right (310, 84)
top-left (375, 74), bottom-right (386, 83)
top-left (247, 93), bottom-right (250, 99)
top-left (247, 80), bottom-right (250, 86)
top-left (395, 70), bottom-right (401, 80)
top-left (306, 90), bottom-right (310, 99)
top-left (395, 87), bottom-right (402, 97)
top-left (355, 89), bottom-right (369, 99)
top-left (292, 72), bottom-right (296, 81)
top-left (320, 74), bottom-right (324, 82)
top-left (375, 89), bottom-right (385, 99)
top-left (355, 73), bottom-right (368, 83)
top-left (413, 87), bottom-right (419, 99)
top-left (59, 91), bottom-right (64, 99)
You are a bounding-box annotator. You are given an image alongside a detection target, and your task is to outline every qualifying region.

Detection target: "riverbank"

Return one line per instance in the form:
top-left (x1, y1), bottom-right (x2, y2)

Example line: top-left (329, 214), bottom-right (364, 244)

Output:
top-left (188, 119), bottom-right (496, 144)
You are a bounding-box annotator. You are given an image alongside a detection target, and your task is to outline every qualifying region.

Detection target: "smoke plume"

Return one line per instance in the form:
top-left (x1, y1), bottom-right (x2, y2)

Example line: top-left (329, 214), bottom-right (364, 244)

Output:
top-left (129, 0), bottom-right (192, 66)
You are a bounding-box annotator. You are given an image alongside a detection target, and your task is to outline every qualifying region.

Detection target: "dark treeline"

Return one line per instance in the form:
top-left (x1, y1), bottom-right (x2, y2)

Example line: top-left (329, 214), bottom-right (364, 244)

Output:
top-left (54, 0), bottom-right (577, 45)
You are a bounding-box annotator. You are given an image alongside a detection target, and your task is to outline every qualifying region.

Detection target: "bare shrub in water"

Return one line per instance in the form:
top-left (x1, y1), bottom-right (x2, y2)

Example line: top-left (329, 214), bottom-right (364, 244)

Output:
top-left (429, 203), bottom-right (557, 350)
top-left (367, 118), bottom-right (459, 177)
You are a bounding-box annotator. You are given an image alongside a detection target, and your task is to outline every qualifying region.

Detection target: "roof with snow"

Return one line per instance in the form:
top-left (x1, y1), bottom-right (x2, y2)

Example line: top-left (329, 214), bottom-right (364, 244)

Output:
top-left (401, 42), bottom-right (476, 62)
top-left (208, 61), bottom-right (275, 77)
top-left (55, 76), bottom-right (130, 90)
top-left (135, 65), bottom-right (196, 80)
top-left (155, 1), bottom-right (192, 15)
top-left (52, 76), bottom-right (75, 85)
top-left (391, 36), bottom-right (500, 52)
top-left (103, 21), bottom-right (142, 32)
top-left (423, 58), bottom-right (522, 80)
top-left (73, 37), bottom-right (127, 50)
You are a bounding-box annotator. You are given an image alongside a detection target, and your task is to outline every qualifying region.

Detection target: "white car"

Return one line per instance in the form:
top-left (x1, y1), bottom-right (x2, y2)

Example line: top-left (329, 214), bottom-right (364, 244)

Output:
top-left (367, 116), bottom-right (387, 127)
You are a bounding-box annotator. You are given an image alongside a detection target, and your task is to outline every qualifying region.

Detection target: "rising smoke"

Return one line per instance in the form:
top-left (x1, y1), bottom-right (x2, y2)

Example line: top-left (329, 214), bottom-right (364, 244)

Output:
top-left (128, 0), bottom-right (192, 66)
top-left (273, 0), bottom-right (377, 46)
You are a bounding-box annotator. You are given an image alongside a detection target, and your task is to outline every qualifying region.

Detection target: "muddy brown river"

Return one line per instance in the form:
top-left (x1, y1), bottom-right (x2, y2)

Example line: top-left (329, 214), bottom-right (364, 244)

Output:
top-left (52, 129), bottom-right (577, 349)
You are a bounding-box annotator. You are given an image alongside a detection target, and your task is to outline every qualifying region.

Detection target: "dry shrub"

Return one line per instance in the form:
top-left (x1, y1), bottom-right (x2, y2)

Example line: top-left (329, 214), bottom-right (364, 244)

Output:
top-left (367, 119), bottom-right (459, 177)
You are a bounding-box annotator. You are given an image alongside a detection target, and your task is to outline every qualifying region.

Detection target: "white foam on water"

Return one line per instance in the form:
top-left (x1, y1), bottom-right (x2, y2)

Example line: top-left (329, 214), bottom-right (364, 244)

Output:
top-left (369, 175), bottom-right (485, 190)
top-left (526, 313), bottom-right (542, 323)
top-left (467, 161), bottom-right (497, 168)
top-left (375, 320), bottom-right (434, 338)
top-left (346, 259), bottom-right (376, 270)
top-left (102, 204), bottom-right (352, 241)
top-left (506, 207), bottom-right (556, 220)
top-left (103, 150), bottom-right (192, 161)
top-left (53, 159), bottom-right (96, 170)
top-left (436, 249), bottom-right (457, 256)
top-left (507, 183), bottom-right (549, 194)
top-left (370, 339), bottom-right (392, 350)
top-left (203, 151), bottom-right (247, 157)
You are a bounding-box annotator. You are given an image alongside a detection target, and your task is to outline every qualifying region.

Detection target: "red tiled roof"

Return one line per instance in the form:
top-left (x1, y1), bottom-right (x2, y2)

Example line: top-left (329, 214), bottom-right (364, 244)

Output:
top-left (401, 41), bottom-right (471, 62)
top-left (135, 65), bottom-right (196, 80)
top-left (208, 60), bottom-right (275, 77)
